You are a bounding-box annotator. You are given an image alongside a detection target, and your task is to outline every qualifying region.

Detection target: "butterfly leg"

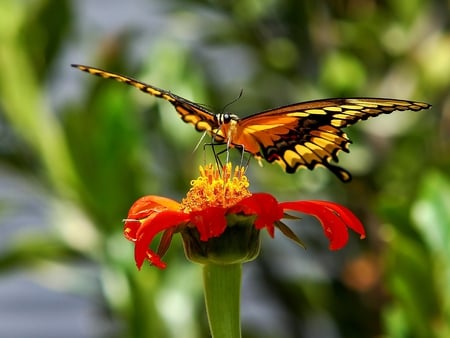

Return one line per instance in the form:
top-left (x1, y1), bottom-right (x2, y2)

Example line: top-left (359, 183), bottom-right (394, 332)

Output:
top-left (232, 143), bottom-right (248, 169)
top-left (226, 137), bottom-right (232, 164)
top-left (243, 150), bottom-right (252, 171)
top-left (202, 142), bottom-right (223, 170)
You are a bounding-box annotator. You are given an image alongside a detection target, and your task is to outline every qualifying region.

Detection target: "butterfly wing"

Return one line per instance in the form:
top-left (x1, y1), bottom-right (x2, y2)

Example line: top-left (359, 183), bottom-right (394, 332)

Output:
top-left (72, 64), bottom-right (221, 135)
top-left (235, 98), bottom-right (431, 181)
top-left (72, 65), bottom-right (431, 181)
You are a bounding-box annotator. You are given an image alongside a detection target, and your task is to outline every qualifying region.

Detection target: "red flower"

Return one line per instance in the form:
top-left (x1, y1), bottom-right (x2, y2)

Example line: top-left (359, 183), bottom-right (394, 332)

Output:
top-left (124, 164), bottom-right (366, 269)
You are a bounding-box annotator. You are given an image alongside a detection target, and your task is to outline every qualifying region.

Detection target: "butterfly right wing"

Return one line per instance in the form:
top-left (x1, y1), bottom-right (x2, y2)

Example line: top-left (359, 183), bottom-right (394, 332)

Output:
top-left (72, 64), bottom-right (222, 136)
top-left (235, 98), bottom-right (431, 181)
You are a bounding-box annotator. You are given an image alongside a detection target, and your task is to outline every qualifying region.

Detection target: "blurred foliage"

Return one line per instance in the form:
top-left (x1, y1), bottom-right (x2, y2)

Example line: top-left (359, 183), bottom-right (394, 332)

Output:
top-left (0, 0), bottom-right (449, 337)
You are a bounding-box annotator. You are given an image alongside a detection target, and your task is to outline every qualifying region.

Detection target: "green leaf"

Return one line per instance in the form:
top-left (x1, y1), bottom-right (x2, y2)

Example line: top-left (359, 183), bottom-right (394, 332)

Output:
top-left (411, 170), bottom-right (450, 256)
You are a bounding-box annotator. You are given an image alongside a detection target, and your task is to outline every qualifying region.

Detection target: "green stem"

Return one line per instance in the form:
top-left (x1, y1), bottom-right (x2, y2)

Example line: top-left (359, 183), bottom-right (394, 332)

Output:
top-left (203, 263), bottom-right (242, 338)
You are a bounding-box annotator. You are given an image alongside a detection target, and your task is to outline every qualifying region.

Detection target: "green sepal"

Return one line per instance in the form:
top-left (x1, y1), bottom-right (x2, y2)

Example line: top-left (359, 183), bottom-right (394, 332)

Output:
top-left (181, 214), bottom-right (261, 265)
top-left (275, 220), bottom-right (306, 249)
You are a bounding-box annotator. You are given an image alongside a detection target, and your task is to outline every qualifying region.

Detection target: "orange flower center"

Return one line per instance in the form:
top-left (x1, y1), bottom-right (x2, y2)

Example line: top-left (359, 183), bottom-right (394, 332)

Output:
top-left (181, 163), bottom-right (251, 212)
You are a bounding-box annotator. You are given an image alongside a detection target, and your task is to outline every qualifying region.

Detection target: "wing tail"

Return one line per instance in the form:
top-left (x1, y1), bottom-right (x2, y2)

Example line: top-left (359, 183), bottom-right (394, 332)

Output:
top-left (324, 162), bottom-right (352, 182)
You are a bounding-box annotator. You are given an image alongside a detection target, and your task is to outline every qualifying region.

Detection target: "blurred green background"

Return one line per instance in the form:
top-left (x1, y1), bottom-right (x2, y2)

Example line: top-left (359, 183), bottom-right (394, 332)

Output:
top-left (0, 0), bottom-right (449, 337)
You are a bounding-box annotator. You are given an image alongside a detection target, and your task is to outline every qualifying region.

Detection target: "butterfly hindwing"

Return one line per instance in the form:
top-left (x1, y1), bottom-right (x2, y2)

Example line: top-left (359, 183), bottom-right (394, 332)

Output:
top-left (237, 98), bottom-right (431, 181)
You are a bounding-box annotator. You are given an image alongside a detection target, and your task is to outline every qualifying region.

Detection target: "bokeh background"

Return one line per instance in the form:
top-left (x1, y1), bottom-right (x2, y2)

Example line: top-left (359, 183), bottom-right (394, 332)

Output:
top-left (0, 0), bottom-right (449, 337)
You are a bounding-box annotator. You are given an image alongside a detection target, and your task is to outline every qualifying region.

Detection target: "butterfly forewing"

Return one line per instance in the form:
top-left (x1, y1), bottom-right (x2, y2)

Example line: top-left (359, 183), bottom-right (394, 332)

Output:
top-left (71, 64), bottom-right (220, 134)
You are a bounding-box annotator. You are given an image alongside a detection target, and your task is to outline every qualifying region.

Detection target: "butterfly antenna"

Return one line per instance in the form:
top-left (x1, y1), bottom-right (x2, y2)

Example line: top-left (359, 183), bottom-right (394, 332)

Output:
top-left (222, 89), bottom-right (244, 112)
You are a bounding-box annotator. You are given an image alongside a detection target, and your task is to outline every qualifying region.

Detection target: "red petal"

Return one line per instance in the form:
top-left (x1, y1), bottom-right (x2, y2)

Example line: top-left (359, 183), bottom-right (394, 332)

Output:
top-left (127, 195), bottom-right (181, 219)
top-left (124, 219), bottom-right (141, 242)
top-left (135, 210), bottom-right (189, 269)
top-left (124, 195), bottom-right (181, 242)
top-left (280, 200), bottom-right (365, 250)
top-left (190, 207), bottom-right (227, 241)
top-left (309, 201), bottom-right (366, 239)
top-left (144, 248), bottom-right (167, 269)
top-left (234, 193), bottom-right (283, 237)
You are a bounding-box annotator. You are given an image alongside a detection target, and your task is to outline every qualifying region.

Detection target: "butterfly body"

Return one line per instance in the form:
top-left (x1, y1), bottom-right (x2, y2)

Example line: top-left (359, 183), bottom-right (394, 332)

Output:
top-left (72, 64), bottom-right (431, 182)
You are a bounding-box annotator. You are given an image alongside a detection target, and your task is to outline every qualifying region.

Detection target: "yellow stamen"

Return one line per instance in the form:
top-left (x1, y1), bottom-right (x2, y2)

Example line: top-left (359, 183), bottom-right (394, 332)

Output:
top-left (181, 163), bottom-right (251, 212)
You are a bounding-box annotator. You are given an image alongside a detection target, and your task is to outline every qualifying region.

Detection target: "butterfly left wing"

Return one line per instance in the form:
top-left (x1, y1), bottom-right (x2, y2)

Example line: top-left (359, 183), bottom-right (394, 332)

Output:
top-left (71, 64), bottom-right (221, 135)
top-left (234, 98), bottom-right (431, 181)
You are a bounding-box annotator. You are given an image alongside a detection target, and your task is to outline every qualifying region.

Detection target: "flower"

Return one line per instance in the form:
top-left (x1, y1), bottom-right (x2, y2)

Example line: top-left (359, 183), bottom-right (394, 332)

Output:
top-left (124, 164), bottom-right (366, 269)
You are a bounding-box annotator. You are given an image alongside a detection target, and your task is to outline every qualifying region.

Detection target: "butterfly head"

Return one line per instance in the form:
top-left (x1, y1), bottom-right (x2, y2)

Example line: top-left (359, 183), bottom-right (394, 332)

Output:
top-left (215, 113), bottom-right (240, 125)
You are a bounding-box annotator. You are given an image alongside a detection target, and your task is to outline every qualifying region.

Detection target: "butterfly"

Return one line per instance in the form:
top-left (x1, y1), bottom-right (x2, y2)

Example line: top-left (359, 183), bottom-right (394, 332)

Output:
top-left (72, 64), bottom-right (431, 182)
